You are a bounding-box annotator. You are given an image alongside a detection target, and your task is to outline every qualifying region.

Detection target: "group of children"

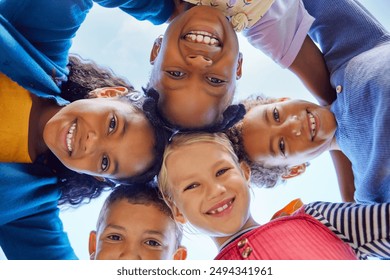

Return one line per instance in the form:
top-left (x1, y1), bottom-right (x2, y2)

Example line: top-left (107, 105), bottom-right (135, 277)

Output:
top-left (1, 0), bottom-right (390, 260)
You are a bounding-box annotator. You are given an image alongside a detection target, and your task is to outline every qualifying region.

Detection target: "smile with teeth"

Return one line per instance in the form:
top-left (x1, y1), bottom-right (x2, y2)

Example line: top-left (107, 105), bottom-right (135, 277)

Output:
top-left (207, 199), bottom-right (234, 215)
top-left (184, 31), bottom-right (221, 46)
top-left (307, 111), bottom-right (317, 140)
top-left (66, 122), bottom-right (77, 154)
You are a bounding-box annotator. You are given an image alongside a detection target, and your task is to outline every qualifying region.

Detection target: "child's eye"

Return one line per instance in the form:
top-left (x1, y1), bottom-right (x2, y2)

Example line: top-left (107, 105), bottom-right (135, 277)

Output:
top-left (216, 168), bottom-right (230, 177)
top-left (107, 234), bottom-right (121, 241)
top-left (279, 138), bottom-right (286, 157)
top-left (273, 107), bottom-right (280, 122)
top-left (108, 115), bottom-right (117, 133)
top-left (167, 71), bottom-right (185, 78)
top-left (101, 155), bottom-right (110, 171)
top-left (144, 240), bottom-right (162, 247)
top-left (207, 76), bottom-right (225, 85)
top-left (184, 183), bottom-right (199, 191)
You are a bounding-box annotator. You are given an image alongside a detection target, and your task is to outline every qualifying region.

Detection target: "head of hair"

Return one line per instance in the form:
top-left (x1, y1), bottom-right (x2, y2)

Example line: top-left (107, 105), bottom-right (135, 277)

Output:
top-left (158, 132), bottom-right (240, 207)
top-left (144, 86), bottom-right (246, 133)
top-left (46, 54), bottom-right (169, 206)
top-left (225, 94), bottom-right (288, 188)
top-left (97, 181), bottom-right (183, 248)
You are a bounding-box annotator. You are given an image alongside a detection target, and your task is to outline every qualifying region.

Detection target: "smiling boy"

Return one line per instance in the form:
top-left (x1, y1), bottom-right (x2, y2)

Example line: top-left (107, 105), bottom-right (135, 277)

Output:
top-left (89, 181), bottom-right (187, 260)
top-left (149, 5), bottom-right (243, 129)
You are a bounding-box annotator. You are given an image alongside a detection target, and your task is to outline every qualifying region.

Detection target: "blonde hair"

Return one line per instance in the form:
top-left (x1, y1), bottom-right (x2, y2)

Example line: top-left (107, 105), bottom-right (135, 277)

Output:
top-left (158, 132), bottom-right (239, 209)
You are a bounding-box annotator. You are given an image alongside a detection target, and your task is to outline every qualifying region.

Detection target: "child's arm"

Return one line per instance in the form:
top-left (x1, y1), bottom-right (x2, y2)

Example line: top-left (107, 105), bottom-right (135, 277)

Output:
top-left (330, 151), bottom-right (355, 202)
top-left (305, 202), bottom-right (390, 259)
top-left (288, 36), bottom-right (336, 106)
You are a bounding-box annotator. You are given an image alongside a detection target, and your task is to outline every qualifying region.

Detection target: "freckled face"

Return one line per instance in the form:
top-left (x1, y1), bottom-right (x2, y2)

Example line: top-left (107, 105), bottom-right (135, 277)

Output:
top-left (165, 141), bottom-right (252, 237)
top-left (242, 99), bottom-right (337, 167)
top-left (150, 6), bottom-right (242, 128)
top-left (93, 200), bottom-right (178, 260)
top-left (43, 97), bottom-right (155, 179)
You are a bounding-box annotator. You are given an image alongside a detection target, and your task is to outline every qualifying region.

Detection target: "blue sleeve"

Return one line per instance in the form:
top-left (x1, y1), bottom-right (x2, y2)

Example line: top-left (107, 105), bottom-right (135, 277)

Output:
top-left (0, 163), bottom-right (77, 260)
top-left (302, 0), bottom-right (390, 74)
top-left (94, 0), bottom-right (174, 24)
top-left (0, 0), bottom-right (92, 70)
top-left (0, 207), bottom-right (78, 260)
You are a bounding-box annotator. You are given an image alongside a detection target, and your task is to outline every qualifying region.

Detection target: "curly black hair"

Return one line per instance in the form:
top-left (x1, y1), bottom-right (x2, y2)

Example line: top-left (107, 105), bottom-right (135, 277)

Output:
top-left (144, 87), bottom-right (246, 134)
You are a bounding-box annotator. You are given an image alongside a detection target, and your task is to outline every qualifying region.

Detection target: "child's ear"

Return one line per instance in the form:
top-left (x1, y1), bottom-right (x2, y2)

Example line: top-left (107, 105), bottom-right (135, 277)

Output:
top-left (281, 163), bottom-right (308, 179)
top-left (88, 231), bottom-right (97, 260)
top-left (173, 246), bottom-right (187, 260)
top-left (150, 36), bottom-right (163, 65)
top-left (171, 204), bottom-right (187, 224)
top-left (88, 87), bottom-right (129, 98)
top-left (239, 161), bottom-right (251, 182)
top-left (236, 52), bottom-right (243, 80)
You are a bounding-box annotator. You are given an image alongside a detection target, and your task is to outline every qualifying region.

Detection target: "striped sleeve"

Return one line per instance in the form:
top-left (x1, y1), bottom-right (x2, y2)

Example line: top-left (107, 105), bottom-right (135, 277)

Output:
top-left (304, 202), bottom-right (390, 260)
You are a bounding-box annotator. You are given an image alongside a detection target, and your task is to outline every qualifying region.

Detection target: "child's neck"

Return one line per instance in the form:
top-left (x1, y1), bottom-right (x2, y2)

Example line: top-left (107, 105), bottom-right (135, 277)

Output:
top-left (211, 215), bottom-right (259, 249)
top-left (28, 94), bottom-right (61, 161)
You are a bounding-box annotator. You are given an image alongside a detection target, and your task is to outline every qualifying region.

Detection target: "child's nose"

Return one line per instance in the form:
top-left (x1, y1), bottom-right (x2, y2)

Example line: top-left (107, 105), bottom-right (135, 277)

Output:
top-left (207, 182), bottom-right (227, 200)
top-left (84, 131), bottom-right (99, 154)
top-left (286, 115), bottom-right (302, 137)
top-left (186, 54), bottom-right (212, 67)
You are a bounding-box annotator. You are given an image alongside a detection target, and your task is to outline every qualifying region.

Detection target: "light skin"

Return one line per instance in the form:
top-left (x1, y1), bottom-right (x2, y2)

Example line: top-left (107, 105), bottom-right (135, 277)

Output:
top-left (89, 199), bottom-right (187, 260)
top-left (38, 87), bottom-right (155, 179)
top-left (165, 141), bottom-right (257, 247)
top-left (149, 5), bottom-right (243, 128)
top-left (242, 99), bottom-right (339, 168)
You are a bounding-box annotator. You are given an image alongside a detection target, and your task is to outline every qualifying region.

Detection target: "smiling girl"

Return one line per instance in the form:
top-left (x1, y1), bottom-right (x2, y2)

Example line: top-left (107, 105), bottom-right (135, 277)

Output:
top-left (157, 132), bottom-right (390, 260)
top-left (0, 0), bottom-right (173, 260)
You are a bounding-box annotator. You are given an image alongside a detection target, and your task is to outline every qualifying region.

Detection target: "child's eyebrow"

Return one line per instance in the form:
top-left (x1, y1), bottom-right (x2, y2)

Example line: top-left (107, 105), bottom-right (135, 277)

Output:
top-left (104, 224), bottom-right (126, 231)
top-left (144, 230), bottom-right (166, 238)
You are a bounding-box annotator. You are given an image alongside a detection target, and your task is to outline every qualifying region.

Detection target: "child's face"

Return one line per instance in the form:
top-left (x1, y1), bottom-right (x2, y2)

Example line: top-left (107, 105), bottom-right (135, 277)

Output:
top-left (43, 97), bottom-right (155, 179)
top-left (242, 99), bottom-right (337, 167)
top-left (89, 199), bottom-right (181, 260)
top-left (149, 6), bottom-right (242, 128)
top-left (165, 141), bottom-right (252, 237)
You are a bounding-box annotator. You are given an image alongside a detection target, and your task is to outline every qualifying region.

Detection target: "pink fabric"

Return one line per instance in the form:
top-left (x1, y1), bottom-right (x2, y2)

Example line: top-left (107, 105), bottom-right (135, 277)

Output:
top-left (215, 208), bottom-right (358, 260)
top-left (243, 0), bottom-right (314, 68)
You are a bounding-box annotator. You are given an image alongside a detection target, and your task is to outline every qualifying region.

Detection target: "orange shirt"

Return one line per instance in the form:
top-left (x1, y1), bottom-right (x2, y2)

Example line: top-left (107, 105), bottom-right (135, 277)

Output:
top-left (0, 73), bottom-right (32, 163)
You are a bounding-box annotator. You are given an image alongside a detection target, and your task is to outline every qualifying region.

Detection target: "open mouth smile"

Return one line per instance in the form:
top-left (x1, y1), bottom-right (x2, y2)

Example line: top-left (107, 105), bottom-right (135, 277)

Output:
top-left (184, 31), bottom-right (221, 46)
top-left (206, 198), bottom-right (234, 215)
top-left (66, 121), bottom-right (77, 155)
top-left (307, 110), bottom-right (317, 140)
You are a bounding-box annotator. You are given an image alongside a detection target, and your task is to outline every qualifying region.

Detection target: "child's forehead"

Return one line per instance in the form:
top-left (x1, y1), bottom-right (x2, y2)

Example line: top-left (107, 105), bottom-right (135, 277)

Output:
top-left (169, 140), bottom-right (237, 168)
top-left (102, 200), bottom-right (173, 227)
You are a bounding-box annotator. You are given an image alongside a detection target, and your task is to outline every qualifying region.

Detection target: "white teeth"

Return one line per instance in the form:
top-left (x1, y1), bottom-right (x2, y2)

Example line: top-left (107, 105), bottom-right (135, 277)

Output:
top-left (308, 112), bottom-right (316, 139)
top-left (208, 200), bottom-right (232, 214)
top-left (184, 31), bottom-right (220, 46)
top-left (66, 122), bottom-right (76, 153)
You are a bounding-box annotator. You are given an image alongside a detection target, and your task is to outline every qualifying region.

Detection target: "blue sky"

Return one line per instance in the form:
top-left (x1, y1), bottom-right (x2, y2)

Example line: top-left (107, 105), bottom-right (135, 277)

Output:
top-left (1, 0), bottom-right (388, 260)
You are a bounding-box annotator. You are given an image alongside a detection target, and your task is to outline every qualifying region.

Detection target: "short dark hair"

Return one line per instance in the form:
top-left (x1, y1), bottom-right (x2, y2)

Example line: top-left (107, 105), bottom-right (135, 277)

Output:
top-left (98, 181), bottom-right (183, 248)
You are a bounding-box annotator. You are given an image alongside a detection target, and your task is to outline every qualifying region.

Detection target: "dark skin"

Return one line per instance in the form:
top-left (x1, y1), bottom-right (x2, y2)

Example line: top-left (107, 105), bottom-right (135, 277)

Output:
top-left (170, 1), bottom-right (356, 202)
top-left (289, 36), bottom-right (355, 202)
